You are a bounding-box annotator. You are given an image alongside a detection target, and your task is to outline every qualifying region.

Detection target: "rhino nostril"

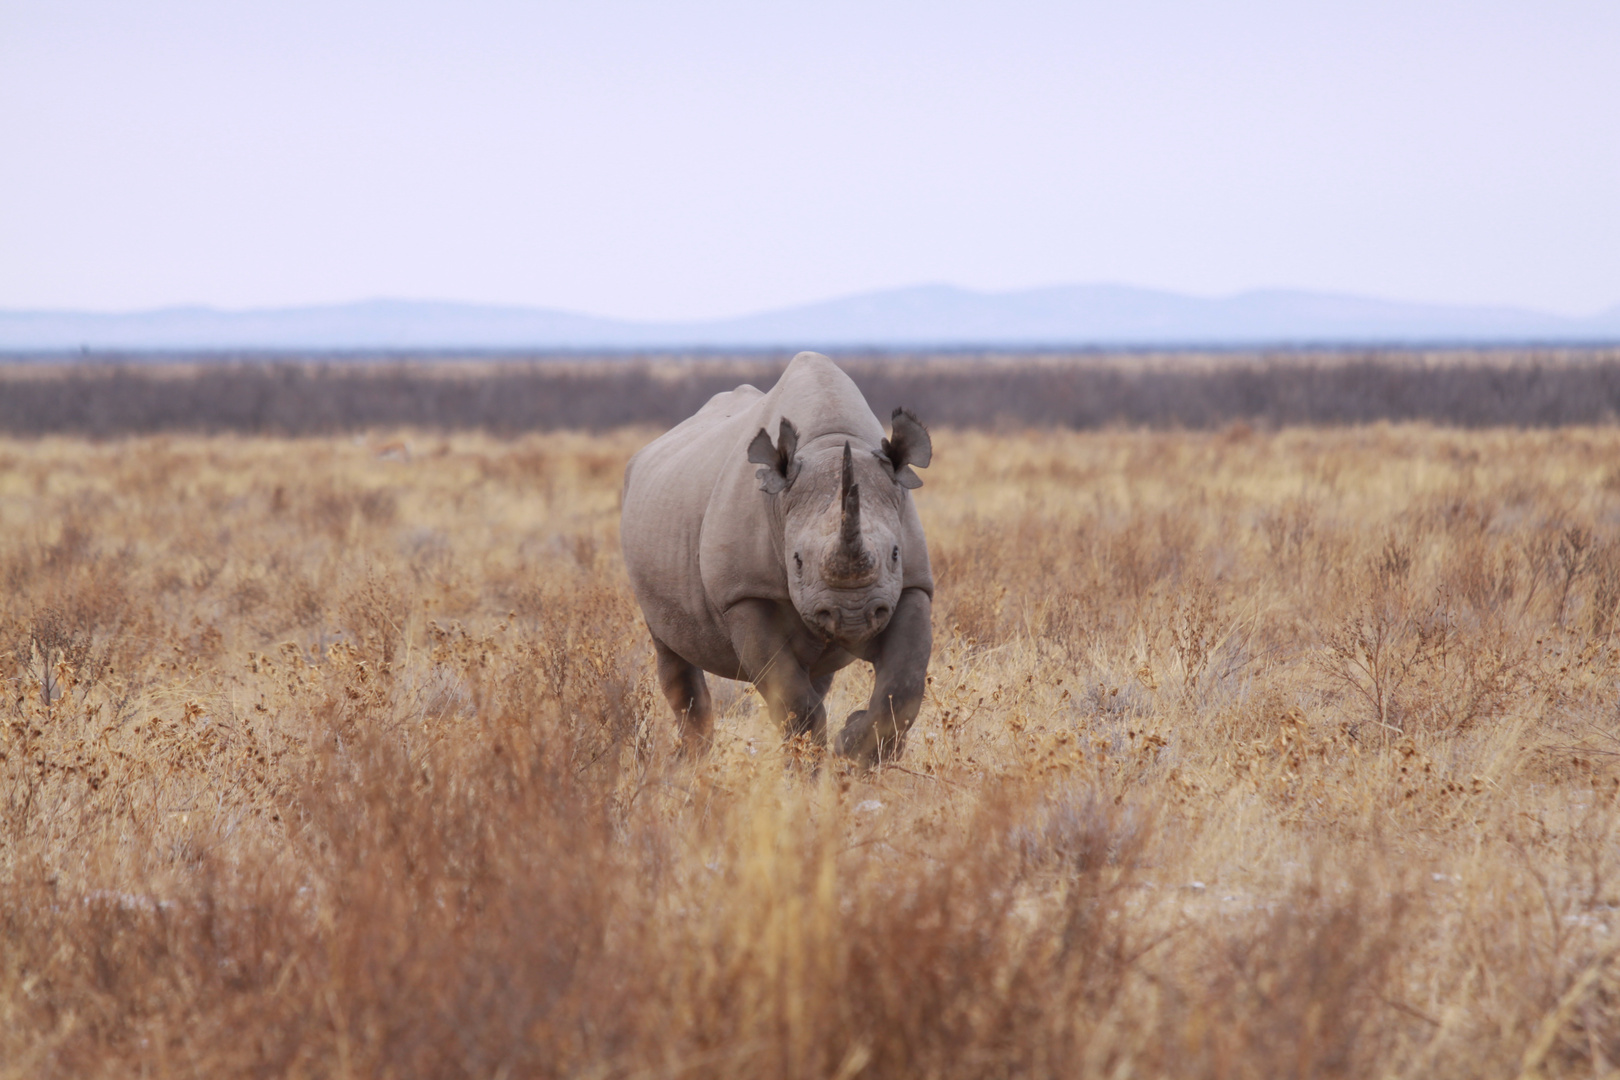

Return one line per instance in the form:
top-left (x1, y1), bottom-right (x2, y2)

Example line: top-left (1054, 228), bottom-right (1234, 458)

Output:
top-left (814, 608), bottom-right (835, 633)
top-left (871, 604), bottom-right (890, 626)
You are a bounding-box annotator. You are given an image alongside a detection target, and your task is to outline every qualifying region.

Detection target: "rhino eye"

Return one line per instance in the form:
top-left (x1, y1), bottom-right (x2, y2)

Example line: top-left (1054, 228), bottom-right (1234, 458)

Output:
top-left (794, 552), bottom-right (803, 574)
top-left (891, 544), bottom-right (900, 562)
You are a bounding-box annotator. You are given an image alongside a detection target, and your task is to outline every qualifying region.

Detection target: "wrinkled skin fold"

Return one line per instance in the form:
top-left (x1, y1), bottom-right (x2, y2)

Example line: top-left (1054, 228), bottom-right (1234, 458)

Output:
top-left (619, 352), bottom-right (934, 766)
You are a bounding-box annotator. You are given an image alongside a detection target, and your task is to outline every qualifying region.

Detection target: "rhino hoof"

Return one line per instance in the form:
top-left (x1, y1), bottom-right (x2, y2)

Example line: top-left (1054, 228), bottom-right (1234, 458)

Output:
top-left (836, 709), bottom-right (878, 765)
top-left (677, 731), bottom-right (714, 758)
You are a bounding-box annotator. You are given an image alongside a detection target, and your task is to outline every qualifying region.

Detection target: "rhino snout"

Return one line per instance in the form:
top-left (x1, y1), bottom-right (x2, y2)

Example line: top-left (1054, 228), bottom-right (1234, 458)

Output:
top-left (808, 597), bottom-right (895, 642)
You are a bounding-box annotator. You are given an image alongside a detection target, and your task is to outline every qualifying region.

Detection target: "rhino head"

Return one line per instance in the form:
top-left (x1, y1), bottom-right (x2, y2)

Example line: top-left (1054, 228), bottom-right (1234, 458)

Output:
top-left (749, 408), bottom-right (931, 647)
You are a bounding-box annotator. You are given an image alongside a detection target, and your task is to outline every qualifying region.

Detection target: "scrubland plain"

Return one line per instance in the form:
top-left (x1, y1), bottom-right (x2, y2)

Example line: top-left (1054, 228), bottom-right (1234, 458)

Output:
top-left (6, 421), bottom-right (1620, 1077)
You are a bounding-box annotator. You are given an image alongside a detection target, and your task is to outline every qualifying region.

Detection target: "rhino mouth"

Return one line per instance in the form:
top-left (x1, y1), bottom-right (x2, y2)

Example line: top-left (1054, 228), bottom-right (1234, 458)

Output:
top-left (804, 596), bottom-right (894, 644)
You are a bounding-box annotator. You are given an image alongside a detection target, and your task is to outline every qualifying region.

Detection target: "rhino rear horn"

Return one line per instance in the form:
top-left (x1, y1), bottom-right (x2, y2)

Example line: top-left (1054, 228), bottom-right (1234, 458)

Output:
top-left (880, 407), bottom-right (932, 489)
top-left (748, 417), bottom-right (801, 494)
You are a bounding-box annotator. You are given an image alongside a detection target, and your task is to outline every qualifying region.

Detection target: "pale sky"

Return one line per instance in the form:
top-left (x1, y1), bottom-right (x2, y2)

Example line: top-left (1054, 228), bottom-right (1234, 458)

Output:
top-left (3, 1), bottom-right (1618, 320)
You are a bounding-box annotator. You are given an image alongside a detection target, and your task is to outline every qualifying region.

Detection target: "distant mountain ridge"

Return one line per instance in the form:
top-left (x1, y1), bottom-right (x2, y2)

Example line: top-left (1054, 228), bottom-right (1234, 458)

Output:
top-left (3, 284), bottom-right (1618, 351)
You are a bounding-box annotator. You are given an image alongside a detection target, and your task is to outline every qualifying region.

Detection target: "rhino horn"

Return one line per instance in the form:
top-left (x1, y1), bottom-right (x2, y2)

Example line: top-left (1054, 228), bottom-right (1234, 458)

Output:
top-left (840, 441), bottom-right (861, 547)
top-left (827, 442), bottom-right (876, 584)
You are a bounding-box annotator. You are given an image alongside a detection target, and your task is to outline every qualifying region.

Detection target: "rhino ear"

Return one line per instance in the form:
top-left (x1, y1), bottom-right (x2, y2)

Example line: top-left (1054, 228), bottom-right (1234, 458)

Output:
top-left (747, 418), bottom-right (802, 494)
top-left (880, 407), bottom-right (931, 489)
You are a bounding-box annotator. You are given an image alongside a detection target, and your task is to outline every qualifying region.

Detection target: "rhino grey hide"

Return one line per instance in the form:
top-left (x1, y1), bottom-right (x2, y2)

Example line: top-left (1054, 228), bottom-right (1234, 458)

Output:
top-left (620, 351), bottom-right (934, 765)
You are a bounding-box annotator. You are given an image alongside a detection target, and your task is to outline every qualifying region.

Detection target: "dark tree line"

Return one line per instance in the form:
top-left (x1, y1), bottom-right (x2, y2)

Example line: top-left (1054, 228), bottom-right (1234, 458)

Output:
top-left (3, 350), bottom-right (1620, 434)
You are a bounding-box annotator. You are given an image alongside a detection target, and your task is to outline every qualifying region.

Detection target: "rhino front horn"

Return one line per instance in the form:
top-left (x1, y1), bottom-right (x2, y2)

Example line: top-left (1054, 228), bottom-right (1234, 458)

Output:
top-left (840, 441), bottom-right (862, 545)
top-left (826, 442), bottom-right (876, 585)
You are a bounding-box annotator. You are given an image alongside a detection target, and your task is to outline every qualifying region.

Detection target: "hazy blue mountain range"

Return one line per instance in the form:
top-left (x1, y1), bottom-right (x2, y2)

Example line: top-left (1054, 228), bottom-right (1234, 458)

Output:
top-left (3, 285), bottom-right (1618, 352)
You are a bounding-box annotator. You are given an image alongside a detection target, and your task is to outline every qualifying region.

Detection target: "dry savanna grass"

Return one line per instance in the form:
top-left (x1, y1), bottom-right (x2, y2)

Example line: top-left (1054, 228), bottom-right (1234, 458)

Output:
top-left (6, 423), bottom-right (1620, 1077)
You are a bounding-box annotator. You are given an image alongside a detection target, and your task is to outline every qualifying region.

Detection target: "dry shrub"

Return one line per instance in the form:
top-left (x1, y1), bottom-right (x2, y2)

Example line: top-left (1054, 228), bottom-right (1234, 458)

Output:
top-left (1181, 873), bottom-right (1409, 1077)
top-left (339, 568), bottom-right (410, 668)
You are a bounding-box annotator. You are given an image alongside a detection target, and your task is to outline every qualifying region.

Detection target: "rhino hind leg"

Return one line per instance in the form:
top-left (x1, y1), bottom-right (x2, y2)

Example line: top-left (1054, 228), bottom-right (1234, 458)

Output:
top-left (651, 635), bottom-right (714, 753)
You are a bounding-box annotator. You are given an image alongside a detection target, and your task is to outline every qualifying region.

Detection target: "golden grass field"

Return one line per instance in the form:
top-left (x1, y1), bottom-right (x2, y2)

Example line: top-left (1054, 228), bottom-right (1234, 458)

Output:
top-left (6, 421), bottom-right (1620, 1077)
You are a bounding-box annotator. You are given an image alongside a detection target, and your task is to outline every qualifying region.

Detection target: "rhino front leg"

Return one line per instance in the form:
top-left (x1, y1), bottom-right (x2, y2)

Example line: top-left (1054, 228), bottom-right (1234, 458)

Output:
top-left (651, 634), bottom-right (714, 753)
top-left (724, 599), bottom-right (831, 746)
top-left (759, 660), bottom-right (832, 747)
top-left (836, 588), bottom-right (932, 767)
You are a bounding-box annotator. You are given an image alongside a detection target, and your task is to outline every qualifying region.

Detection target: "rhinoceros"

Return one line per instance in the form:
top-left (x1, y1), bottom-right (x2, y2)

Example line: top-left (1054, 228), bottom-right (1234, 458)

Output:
top-left (620, 351), bottom-right (933, 765)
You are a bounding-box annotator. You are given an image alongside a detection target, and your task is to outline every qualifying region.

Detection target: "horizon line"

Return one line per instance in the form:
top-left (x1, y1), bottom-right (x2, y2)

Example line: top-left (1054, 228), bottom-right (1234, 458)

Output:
top-left (2, 281), bottom-right (1616, 324)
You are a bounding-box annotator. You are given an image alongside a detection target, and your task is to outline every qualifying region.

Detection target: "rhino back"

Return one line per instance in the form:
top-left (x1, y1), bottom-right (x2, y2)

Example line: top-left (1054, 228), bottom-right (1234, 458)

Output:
top-left (621, 384), bottom-right (766, 674)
